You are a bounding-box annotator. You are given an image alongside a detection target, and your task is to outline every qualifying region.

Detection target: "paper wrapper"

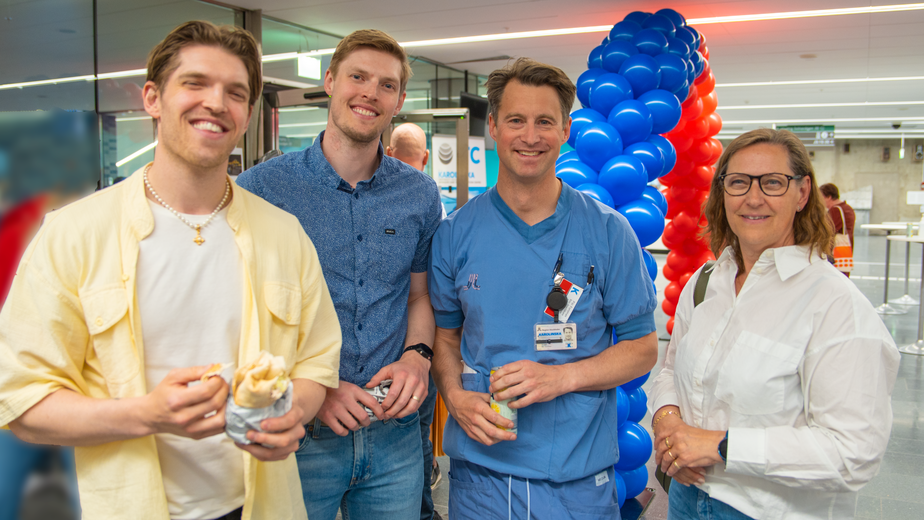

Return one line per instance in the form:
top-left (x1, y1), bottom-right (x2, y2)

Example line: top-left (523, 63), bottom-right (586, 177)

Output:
top-left (225, 381), bottom-right (293, 445)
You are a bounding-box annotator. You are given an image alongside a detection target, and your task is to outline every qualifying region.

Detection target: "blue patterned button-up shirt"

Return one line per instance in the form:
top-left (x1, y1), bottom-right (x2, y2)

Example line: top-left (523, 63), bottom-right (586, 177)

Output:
top-left (237, 132), bottom-right (442, 385)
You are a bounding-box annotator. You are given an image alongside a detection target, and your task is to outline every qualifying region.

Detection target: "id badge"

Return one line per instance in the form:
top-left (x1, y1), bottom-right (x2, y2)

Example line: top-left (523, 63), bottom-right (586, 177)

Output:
top-left (535, 322), bottom-right (578, 351)
top-left (543, 276), bottom-right (584, 322)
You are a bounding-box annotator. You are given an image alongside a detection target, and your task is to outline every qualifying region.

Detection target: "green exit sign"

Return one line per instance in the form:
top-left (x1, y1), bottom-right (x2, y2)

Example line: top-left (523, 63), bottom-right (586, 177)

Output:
top-left (778, 125), bottom-right (835, 148)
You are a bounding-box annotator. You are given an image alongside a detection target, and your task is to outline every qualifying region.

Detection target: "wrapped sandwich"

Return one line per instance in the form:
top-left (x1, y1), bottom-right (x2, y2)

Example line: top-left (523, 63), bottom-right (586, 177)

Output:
top-left (224, 352), bottom-right (293, 445)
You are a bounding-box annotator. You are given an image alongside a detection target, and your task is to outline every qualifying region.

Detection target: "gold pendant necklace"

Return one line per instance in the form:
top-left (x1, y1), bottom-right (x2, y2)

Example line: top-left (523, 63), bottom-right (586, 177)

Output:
top-left (143, 164), bottom-right (230, 246)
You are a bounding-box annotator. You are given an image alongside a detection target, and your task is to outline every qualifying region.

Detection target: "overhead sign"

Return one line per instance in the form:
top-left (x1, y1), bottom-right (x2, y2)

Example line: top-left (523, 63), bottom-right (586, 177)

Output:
top-left (778, 125), bottom-right (835, 148)
top-left (431, 134), bottom-right (487, 188)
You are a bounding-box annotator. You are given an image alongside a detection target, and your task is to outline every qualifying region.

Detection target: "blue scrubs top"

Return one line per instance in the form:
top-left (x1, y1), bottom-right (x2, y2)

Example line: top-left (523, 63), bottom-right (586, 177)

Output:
top-left (428, 182), bottom-right (657, 482)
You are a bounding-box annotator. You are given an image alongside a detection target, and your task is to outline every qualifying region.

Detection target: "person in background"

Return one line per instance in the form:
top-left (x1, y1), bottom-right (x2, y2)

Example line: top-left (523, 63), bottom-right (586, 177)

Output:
top-left (820, 183), bottom-right (855, 248)
top-left (237, 29), bottom-right (443, 520)
top-left (649, 129), bottom-right (899, 520)
top-left (428, 58), bottom-right (658, 519)
top-left (0, 21), bottom-right (341, 520)
top-left (385, 121), bottom-right (445, 519)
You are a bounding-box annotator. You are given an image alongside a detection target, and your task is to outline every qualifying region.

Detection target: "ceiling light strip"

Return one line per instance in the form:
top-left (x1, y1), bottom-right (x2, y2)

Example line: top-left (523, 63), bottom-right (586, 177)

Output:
top-left (687, 3), bottom-right (924, 25)
top-left (719, 101), bottom-right (924, 110)
top-left (0, 74), bottom-right (96, 91)
top-left (115, 140), bottom-right (157, 168)
top-left (717, 76), bottom-right (924, 88)
top-left (723, 117), bottom-right (924, 124)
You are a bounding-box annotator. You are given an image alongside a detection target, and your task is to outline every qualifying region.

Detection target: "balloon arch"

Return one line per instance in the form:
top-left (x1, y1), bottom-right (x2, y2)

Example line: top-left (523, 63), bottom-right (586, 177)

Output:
top-left (555, 8), bottom-right (721, 504)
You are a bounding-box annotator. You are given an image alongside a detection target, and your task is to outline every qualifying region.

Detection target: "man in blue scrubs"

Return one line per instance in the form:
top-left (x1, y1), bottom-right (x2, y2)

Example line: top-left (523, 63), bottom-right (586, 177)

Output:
top-left (428, 58), bottom-right (658, 519)
top-left (237, 29), bottom-right (442, 520)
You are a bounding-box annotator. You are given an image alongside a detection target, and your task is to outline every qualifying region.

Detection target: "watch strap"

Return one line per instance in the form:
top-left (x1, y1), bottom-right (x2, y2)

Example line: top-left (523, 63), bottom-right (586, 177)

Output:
top-left (404, 343), bottom-right (433, 361)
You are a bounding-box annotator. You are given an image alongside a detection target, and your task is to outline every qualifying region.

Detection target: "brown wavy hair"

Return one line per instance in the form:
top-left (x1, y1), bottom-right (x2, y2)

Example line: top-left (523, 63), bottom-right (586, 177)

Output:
top-left (703, 128), bottom-right (834, 272)
top-left (485, 57), bottom-right (576, 125)
top-left (329, 29), bottom-right (413, 93)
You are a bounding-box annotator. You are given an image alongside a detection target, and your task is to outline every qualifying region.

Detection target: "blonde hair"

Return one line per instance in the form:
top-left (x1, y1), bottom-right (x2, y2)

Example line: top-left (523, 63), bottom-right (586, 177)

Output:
top-left (328, 29), bottom-right (412, 92)
top-left (703, 128), bottom-right (834, 271)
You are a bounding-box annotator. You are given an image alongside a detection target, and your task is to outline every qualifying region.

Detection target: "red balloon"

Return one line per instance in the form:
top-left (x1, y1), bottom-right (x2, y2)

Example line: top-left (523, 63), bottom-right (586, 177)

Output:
top-left (678, 271), bottom-right (694, 288)
top-left (666, 250), bottom-right (692, 273)
top-left (685, 117), bottom-right (710, 139)
top-left (680, 97), bottom-right (703, 121)
top-left (670, 183), bottom-right (698, 204)
top-left (701, 91), bottom-right (718, 117)
top-left (672, 210), bottom-right (699, 234)
top-left (666, 129), bottom-right (693, 153)
top-left (689, 165), bottom-right (713, 189)
top-left (662, 298), bottom-right (677, 317)
top-left (693, 249), bottom-right (716, 271)
top-left (665, 197), bottom-right (683, 218)
top-left (696, 72), bottom-right (716, 98)
top-left (661, 222), bottom-right (685, 250)
top-left (681, 238), bottom-right (703, 256)
top-left (706, 112), bottom-right (723, 137)
top-left (710, 138), bottom-right (724, 163)
top-left (664, 280), bottom-right (683, 302)
top-left (662, 263), bottom-right (680, 281)
top-left (698, 34), bottom-right (707, 53)
top-left (666, 316), bottom-right (674, 335)
top-left (688, 138), bottom-right (713, 163)
top-left (702, 46), bottom-right (710, 61)
top-left (671, 156), bottom-right (694, 178)
top-left (695, 62), bottom-right (712, 85)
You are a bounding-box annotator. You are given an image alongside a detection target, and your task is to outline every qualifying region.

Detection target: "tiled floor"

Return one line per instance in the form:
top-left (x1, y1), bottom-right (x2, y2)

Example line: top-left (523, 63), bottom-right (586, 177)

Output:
top-left (431, 232), bottom-right (924, 520)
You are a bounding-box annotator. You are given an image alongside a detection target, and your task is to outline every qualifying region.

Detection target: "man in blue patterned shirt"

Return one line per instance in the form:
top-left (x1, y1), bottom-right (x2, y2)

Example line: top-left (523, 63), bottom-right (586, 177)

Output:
top-left (237, 29), bottom-right (442, 520)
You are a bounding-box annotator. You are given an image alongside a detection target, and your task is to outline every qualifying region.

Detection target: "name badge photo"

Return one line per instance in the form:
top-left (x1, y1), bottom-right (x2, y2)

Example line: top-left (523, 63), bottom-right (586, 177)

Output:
top-left (535, 323), bottom-right (578, 351)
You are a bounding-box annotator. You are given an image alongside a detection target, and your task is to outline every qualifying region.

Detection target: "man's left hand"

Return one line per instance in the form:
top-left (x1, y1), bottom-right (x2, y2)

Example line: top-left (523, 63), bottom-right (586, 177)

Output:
top-left (367, 350), bottom-right (430, 419)
top-left (488, 360), bottom-right (571, 409)
top-left (236, 404), bottom-right (306, 462)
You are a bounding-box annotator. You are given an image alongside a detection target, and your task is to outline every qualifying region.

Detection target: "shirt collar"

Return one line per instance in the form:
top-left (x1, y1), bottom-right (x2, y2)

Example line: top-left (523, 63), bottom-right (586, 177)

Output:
top-left (715, 244), bottom-right (823, 281)
top-left (306, 130), bottom-right (386, 191)
top-left (489, 180), bottom-right (574, 243)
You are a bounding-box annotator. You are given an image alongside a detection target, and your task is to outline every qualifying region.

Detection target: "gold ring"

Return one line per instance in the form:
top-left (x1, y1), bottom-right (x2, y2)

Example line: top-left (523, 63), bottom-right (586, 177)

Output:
top-left (412, 395), bottom-right (420, 401)
top-left (665, 437), bottom-right (672, 448)
top-left (673, 461), bottom-right (681, 469)
top-left (668, 450), bottom-right (674, 460)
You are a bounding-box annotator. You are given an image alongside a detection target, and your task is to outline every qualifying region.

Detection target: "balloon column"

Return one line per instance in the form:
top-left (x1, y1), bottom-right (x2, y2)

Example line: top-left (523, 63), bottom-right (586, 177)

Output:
top-left (559, 8), bottom-right (722, 503)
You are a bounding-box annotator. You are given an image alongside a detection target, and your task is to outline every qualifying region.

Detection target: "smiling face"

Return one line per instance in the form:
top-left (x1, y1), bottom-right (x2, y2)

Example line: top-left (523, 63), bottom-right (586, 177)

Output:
top-left (143, 44), bottom-right (252, 172)
top-left (725, 143), bottom-right (811, 261)
top-left (489, 80), bottom-right (570, 185)
top-left (325, 47), bottom-right (406, 146)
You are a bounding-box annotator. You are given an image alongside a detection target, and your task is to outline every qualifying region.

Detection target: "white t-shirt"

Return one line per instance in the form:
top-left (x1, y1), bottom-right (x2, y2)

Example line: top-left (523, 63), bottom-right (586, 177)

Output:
top-left (138, 200), bottom-right (245, 520)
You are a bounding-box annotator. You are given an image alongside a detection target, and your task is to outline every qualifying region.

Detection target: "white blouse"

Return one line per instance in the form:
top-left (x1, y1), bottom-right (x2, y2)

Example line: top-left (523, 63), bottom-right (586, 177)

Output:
top-left (649, 245), bottom-right (900, 520)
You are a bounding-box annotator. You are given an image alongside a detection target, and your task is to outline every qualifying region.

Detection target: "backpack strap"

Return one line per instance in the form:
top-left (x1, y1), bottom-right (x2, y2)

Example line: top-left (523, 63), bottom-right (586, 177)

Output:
top-left (693, 260), bottom-right (716, 308)
top-left (835, 205), bottom-right (847, 232)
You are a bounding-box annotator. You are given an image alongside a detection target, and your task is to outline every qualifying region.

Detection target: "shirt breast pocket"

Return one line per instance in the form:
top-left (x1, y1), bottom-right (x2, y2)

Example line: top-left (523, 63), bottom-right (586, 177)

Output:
top-left (264, 282), bottom-right (301, 361)
top-left (80, 287), bottom-right (139, 389)
top-left (559, 251), bottom-right (596, 341)
top-left (715, 331), bottom-right (803, 415)
top-left (367, 228), bottom-right (417, 284)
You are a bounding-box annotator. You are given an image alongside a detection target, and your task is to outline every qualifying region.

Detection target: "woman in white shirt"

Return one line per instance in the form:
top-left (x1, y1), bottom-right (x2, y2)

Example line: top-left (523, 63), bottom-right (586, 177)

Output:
top-left (649, 128), bottom-right (900, 520)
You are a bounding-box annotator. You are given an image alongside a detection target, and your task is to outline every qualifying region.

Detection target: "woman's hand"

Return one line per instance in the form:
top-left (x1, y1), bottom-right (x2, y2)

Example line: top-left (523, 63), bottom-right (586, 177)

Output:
top-left (659, 424), bottom-right (726, 478)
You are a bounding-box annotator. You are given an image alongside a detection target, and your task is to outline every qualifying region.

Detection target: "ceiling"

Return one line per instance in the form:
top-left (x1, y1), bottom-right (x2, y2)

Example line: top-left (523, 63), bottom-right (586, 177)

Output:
top-left (2, 0), bottom-right (923, 137)
top-left (237, 0), bottom-right (924, 136)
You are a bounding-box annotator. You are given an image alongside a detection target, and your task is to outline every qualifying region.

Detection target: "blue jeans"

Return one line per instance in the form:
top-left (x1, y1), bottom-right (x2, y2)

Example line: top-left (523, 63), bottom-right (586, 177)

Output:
top-left (448, 458), bottom-right (621, 520)
top-left (668, 482), bottom-right (754, 520)
top-left (418, 374), bottom-right (437, 520)
top-left (0, 431), bottom-right (79, 520)
top-left (295, 412), bottom-right (423, 520)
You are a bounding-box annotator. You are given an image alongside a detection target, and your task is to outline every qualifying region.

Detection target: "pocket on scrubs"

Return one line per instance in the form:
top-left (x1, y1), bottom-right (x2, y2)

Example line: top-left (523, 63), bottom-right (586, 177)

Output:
top-left (556, 499), bottom-right (620, 520)
top-left (549, 391), bottom-right (615, 481)
top-left (714, 331), bottom-right (803, 415)
top-left (448, 473), bottom-right (498, 520)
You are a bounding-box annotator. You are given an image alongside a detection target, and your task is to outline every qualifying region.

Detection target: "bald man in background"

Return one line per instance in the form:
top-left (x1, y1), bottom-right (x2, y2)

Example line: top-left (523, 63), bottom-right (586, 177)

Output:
top-left (386, 122), bottom-right (444, 520)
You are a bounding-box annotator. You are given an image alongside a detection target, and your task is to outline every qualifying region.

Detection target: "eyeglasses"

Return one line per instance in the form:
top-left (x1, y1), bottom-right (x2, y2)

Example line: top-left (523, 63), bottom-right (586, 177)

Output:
top-left (720, 173), bottom-right (805, 197)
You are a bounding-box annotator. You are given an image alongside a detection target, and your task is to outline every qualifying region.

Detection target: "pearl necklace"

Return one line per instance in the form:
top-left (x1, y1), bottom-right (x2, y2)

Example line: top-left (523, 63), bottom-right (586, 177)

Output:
top-left (143, 164), bottom-right (230, 246)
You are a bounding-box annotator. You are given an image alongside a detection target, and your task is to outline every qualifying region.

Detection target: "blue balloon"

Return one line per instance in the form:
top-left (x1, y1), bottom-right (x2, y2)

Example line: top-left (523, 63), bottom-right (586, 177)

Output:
top-left (556, 161), bottom-right (598, 188)
top-left (598, 155), bottom-right (647, 206)
top-left (609, 20), bottom-right (642, 42)
top-left (642, 14), bottom-right (676, 38)
top-left (576, 183), bottom-right (615, 208)
top-left (625, 141), bottom-right (664, 184)
top-left (686, 63), bottom-right (698, 87)
top-left (607, 100), bottom-right (653, 146)
top-left (632, 29), bottom-right (668, 56)
top-left (600, 35), bottom-right (610, 46)
top-left (621, 372), bottom-right (650, 392)
top-left (618, 54), bottom-right (661, 96)
top-left (655, 53), bottom-right (688, 95)
top-left (568, 107), bottom-right (606, 148)
top-left (624, 11), bottom-right (652, 25)
top-left (647, 135), bottom-right (676, 178)
top-left (614, 471), bottom-right (627, 508)
top-left (676, 26), bottom-right (700, 50)
top-left (616, 386), bottom-right (629, 428)
top-left (667, 37), bottom-right (692, 58)
top-left (602, 40), bottom-right (639, 73)
top-left (589, 73), bottom-right (634, 120)
top-left (618, 199), bottom-right (665, 247)
top-left (557, 149), bottom-right (581, 165)
top-left (627, 387), bottom-right (648, 423)
top-left (691, 50), bottom-right (706, 78)
top-left (619, 465), bottom-right (649, 500)
top-left (656, 8), bottom-right (686, 29)
top-left (576, 122), bottom-right (624, 171)
top-left (588, 44), bottom-right (604, 69)
top-left (642, 188), bottom-right (668, 221)
top-left (576, 68), bottom-right (608, 108)
top-left (614, 421), bottom-right (653, 471)
top-left (642, 249), bottom-right (658, 281)
top-left (638, 89), bottom-right (682, 135)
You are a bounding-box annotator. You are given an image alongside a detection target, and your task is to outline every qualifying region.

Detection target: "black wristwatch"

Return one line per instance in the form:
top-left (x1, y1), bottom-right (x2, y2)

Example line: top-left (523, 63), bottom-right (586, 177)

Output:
top-left (404, 343), bottom-right (433, 361)
top-left (718, 431), bottom-right (728, 464)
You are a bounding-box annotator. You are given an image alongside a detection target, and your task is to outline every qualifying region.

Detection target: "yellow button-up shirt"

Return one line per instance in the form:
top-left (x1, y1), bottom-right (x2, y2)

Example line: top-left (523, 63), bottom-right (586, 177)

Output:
top-left (0, 166), bottom-right (342, 520)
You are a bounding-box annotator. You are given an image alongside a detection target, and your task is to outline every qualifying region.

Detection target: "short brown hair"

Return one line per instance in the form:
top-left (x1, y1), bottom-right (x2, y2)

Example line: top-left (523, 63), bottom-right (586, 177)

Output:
top-left (819, 183), bottom-right (840, 200)
top-left (146, 20), bottom-right (262, 107)
top-left (703, 128), bottom-right (834, 271)
top-left (486, 58), bottom-right (576, 124)
top-left (328, 29), bottom-right (412, 92)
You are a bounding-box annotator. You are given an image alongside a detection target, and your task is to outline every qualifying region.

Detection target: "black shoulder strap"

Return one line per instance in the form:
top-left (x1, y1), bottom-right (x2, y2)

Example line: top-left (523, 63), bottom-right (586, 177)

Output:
top-left (693, 260), bottom-right (716, 307)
